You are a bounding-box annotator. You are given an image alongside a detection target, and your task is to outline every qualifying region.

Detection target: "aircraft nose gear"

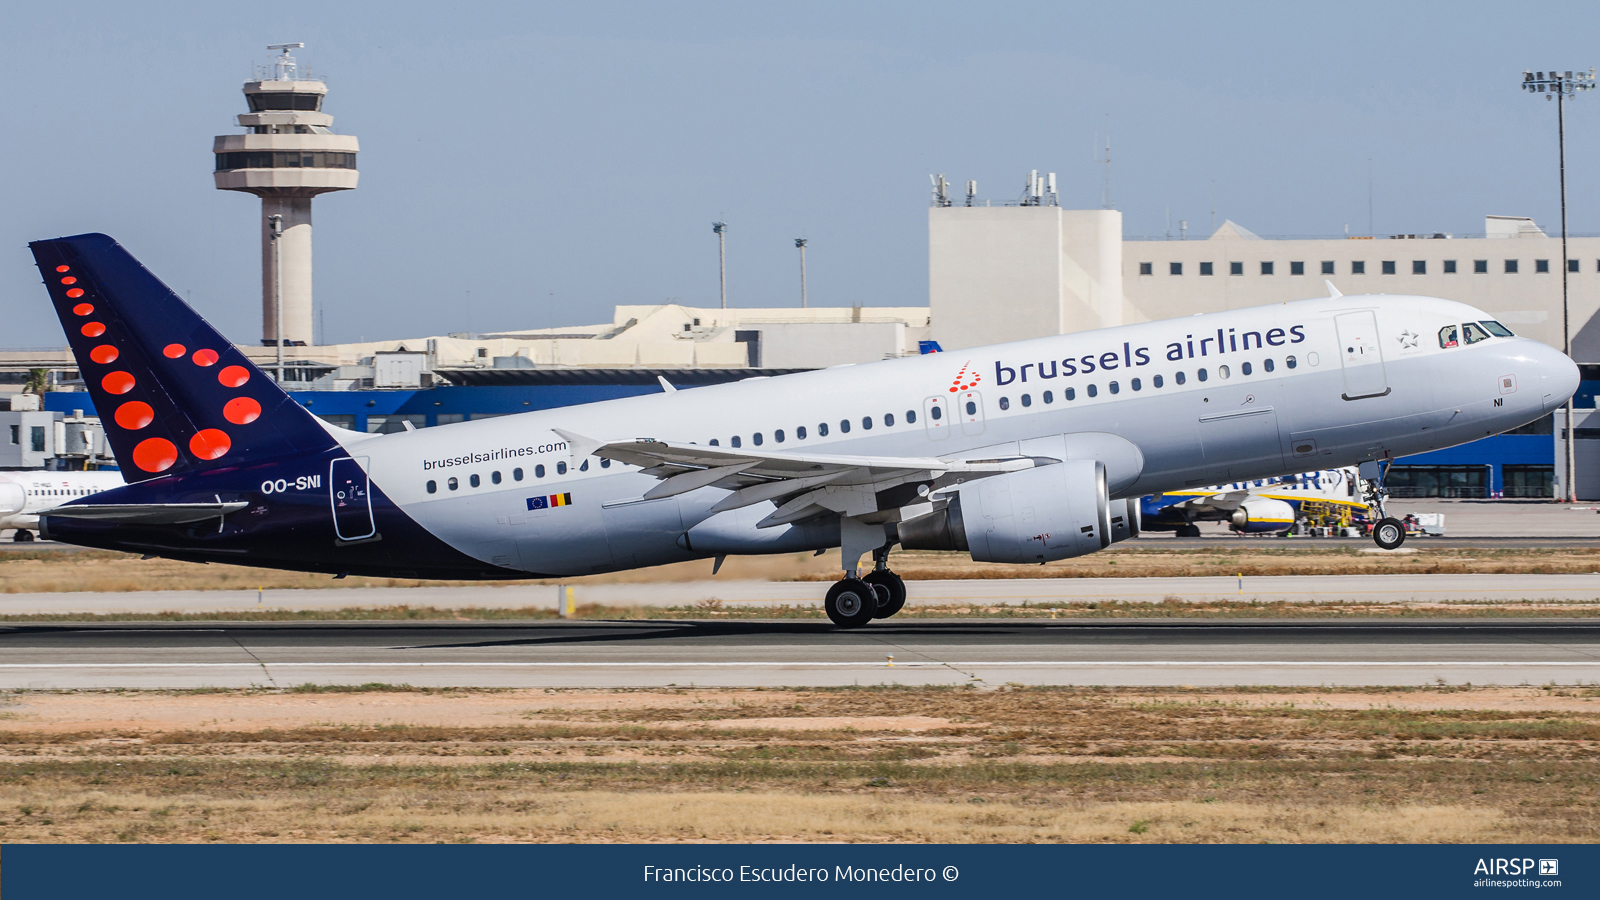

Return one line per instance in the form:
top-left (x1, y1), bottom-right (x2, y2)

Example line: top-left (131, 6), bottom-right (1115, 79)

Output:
top-left (1360, 460), bottom-right (1404, 550)
top-left (824, 578), bottom-right (877, 628)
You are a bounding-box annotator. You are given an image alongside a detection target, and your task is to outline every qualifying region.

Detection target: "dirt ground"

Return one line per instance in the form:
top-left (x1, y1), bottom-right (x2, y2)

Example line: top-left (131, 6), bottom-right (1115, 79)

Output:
top-left (0, 685), bottom-right (1593, 843)
top-left (8, 544), bottom-right (1600, 595)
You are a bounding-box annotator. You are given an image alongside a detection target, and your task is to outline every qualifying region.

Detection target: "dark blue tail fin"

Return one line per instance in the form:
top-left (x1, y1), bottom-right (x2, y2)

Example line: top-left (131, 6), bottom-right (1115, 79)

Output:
top-left (29, 233), bottom-right (340, 482)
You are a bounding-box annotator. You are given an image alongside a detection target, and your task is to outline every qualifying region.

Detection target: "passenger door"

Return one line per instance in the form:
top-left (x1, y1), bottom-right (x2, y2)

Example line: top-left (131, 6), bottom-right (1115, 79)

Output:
top-left (329, 457), bottom-right (377, 543)
top-left (1334, 311), bottom-right (1389, 399)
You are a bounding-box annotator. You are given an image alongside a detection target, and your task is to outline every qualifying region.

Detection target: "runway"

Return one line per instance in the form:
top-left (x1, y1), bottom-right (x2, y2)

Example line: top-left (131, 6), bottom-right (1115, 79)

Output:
top-left (2, 572), bottom-right (1599, 615)
top-left (2, 619), bottom-right (1596, 689)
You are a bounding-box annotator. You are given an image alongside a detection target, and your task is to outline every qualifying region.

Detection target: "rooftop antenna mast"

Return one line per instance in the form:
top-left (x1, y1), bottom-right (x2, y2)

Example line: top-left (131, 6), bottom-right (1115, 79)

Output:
top-left (1095, 120), bottom-right (1113, 209)
top-left (929, 174), bottom-right (951, 208)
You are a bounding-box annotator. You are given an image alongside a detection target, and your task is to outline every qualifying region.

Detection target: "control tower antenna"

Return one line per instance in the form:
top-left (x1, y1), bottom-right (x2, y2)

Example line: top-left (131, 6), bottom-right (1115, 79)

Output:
top-left (213, 43), bottom-right (359, 358)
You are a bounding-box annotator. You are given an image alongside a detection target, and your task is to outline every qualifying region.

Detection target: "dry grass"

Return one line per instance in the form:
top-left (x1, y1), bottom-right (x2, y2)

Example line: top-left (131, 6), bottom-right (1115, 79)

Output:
top-left (0, 685), bottom-right (1594, 843)
top-left (6, 543), bottom-right (1600, 597)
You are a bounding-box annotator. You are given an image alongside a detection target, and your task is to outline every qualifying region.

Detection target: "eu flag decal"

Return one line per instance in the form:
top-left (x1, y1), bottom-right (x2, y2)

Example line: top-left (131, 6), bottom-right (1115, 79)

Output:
top-left (526, 493), bottom-right (573, 511)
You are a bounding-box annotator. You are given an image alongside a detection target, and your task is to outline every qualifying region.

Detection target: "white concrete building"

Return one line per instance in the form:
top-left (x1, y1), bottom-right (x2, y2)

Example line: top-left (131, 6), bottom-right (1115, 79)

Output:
top-left (213, 44), bottom-right (358, 348)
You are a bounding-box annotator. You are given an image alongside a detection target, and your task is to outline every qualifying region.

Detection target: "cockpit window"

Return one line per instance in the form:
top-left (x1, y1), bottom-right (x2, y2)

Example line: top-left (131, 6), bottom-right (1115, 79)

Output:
top-left (1463, 322), bottom-right (1491, 345)
top-left (1438, 324), bottom-right (1458, 348)
top-left (1480, 320), bottom-right (1515, 338)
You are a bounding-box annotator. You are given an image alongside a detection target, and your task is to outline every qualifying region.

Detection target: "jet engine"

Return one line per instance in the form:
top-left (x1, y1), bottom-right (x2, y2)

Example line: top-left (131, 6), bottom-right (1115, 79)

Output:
top-left (1228, 497), bottom-right (1296, 533)
top-left (0, 482), bottom-right (23, 517)
top-left (898, 460), bottom-right (1110, 563)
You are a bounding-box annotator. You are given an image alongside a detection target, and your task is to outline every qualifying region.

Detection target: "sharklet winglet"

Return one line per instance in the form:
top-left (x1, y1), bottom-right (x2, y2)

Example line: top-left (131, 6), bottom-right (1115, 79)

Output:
top-left (551, 428), bottom-right (605, 461)
top-left (1325, 280), bottom-right (1342, 298)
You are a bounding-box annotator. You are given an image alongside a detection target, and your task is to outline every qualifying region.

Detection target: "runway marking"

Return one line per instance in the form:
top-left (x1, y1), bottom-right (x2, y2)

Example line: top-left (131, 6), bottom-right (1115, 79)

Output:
top-left (0, 661), bottom-right (1594, 669)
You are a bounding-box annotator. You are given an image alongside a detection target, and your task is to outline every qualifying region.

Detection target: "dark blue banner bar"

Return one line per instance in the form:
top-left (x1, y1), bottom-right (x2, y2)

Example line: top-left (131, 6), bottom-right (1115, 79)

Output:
top-left (4, 844), bottom-right (1593, 899)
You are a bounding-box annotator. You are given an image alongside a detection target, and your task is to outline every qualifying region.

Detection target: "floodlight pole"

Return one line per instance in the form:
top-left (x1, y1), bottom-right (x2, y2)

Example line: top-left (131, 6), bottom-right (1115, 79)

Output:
top-left (1523, 68), bottom-right (1595, 503)
top-left (712, 222), bottom-right (727, 311)
top-left (795, 238), bottom-right (808, 309)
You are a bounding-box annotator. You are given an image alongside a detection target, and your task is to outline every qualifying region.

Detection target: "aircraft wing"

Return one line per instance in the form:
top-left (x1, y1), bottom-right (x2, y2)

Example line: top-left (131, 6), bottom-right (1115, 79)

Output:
top-left (554, 429), bottom-right (1037, 527)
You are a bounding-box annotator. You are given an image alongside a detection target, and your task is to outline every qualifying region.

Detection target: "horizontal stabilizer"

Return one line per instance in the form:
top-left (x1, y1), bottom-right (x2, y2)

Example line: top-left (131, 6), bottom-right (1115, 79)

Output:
top-left (41, 502), bottom-right (248, 525)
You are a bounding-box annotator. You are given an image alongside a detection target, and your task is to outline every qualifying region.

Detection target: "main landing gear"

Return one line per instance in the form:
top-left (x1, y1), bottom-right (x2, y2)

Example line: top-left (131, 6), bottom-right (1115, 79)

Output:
top-left (824, 525), bottom-right (907, 628)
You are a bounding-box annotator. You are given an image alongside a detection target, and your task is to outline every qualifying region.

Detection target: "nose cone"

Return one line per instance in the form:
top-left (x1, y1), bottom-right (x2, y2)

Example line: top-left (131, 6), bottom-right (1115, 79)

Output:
top-left (1535, 341), bottom-right (1580, 412)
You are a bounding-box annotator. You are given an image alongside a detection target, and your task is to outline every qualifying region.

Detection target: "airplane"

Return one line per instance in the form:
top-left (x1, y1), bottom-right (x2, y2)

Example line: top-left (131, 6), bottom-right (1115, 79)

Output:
top-left (1142, 467), bottom-right (1365, 537)
top-left (0, 469), bottom-right (126, 541)
top-left (27, 234), bottom-right (1578, 627)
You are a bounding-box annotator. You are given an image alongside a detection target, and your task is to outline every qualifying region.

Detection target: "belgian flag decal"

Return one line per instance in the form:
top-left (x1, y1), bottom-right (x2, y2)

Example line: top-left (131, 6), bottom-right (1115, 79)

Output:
top-left (526, 493), bottom-right (573, 511)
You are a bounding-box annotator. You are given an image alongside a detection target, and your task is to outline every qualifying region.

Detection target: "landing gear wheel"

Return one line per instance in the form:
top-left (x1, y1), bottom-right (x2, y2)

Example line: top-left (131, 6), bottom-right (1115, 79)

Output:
top-left (11, 530), bottom-right (33, 543)
top-left (1178, 524), bottom-right (1202, 538)
top-left (824, 578), bottom-right (877, 628)
top-left (1373, 517), bottom-right (1406, 551)
top-left (863, 570), bottom-right (907, 619)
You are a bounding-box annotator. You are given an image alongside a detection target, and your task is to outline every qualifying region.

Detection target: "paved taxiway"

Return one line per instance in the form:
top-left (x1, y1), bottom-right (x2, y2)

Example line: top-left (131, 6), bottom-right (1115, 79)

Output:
top-left (3, 573), bottom-right (1599, 615)
top-left (1, 619), bottom-right (1595, 689)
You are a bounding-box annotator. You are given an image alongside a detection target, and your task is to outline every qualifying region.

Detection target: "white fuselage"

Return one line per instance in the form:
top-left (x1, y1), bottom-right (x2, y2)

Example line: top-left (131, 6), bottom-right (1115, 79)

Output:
top-left (0, 470), bottom-right (126, 532)
top-left (308, 294), bottom-right (1573, 576)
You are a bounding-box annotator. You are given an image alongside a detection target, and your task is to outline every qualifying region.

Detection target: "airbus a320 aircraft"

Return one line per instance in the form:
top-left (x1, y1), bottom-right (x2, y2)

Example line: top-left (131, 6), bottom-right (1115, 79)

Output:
top-left (28, 234), bottom-right (1578, 627)
top-left (0, 470), bottom-right (126, 541)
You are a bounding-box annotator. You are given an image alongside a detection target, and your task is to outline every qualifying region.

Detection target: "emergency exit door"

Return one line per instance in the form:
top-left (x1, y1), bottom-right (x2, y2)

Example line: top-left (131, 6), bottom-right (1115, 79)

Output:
top-left (1334, 311), bottom-right (1389, 400)
top-left (329, 457), bottom-right (377, 543)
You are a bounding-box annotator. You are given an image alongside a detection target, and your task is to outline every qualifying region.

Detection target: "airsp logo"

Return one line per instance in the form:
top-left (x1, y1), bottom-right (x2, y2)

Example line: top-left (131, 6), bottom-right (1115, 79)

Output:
top-left (1473, 858), bottom-right (1552, 876)
top-left (1540, 859), bottom-right (1559, 876)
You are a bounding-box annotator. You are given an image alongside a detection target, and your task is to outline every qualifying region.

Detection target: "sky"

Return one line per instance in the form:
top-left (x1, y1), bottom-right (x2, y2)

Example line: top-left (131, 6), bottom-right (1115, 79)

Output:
top-left (4, 1), bottom-right (1600, 347)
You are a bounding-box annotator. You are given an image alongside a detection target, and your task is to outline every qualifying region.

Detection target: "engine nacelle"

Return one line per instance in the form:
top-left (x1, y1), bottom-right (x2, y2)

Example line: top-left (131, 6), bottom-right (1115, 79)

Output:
top-left (1107, 498), bottom-right (1140, 543)
top-left (899, 460), bottom-right (1109, 563)
top-left (1229, 497), bottom-right (1295, 533)
top-left (0, 482), bottom-right (23, 516)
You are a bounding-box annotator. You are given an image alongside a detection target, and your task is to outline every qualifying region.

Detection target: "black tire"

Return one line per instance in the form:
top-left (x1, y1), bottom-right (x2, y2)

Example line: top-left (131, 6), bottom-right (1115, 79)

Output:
top-left (1373, 517), bottom-right (1406, 550)
top-left (1178, 524), bottom-right (1202, 538)
top-left (863, 570), bottom-right (907, 619)
top-left (825, 578), bottom-right (877, 628)
top-left (12, 530), bottom-right (33, 543)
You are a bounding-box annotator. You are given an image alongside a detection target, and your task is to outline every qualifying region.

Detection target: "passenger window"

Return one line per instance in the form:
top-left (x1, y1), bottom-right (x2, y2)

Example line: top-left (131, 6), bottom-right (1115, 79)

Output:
top-left (1463, 322), bottom-right (1491, 345)
top-left (579, 460), bottom-right (589, 471)
top-left (1241, 362), bottom-right (1252, 376)
top-left (426, 480), bottom-right (437, 494)
top-left (1197, 368), bottom-right (1209, 382)
top-left (1218, 365), bottom-right (1230, 379)
top-left (1109, 381), bottom-right (1119, 394)
top-left (929, 407), bottom-right (941, 421)
top-left (753, 433), bottom-right (763, 446)
top-left (1263, 359), bottom-right (1274, 373)
top-left (1480, 320), bottom-right (1515, 337)
top-left (536, 464), bottom-right (545, 477)
top-left (709, 439), bottom-right (719, 446)
top-left (775, 429), bottom-right (785, 443)
top-left (1153, 374), bottom-right (1164, 388)
top-left (861, 417), bottom-right (872, 430)
top-left (1438, 324), bottom-right (1459, 348)
top-left (1087, 384), bottom-right (1098, 398)
top-left (964, 401), bottom-right (977, 415)
top-left (470, 474), bottom-right (481, 487)
top-left (1176, 371), bottom-right (1186, 385)
top-left (1286, 356), bottom-right (1297, 369)
top-left (448, 477), bottom-right (459, 491)
top-left (492, 471), bottom-right (502, 484)
top-left (999, 397), bottom-right (1011, 410)
top-left (819, 422), bottom-right (830, 435)
top-left (840, 420), bottom-right (851, 433)
top-left (1020, 394), bottom-right (1031, 407)
top-left (905, 410), bottom-right (916, 423)
top-left (884, 413), bottom-right (894, 426)
top-left (1131, 378), bottom-right (1141, 391)
top-left (1042, 391), bottom-right (1053, 403)
top-left (1065, 387), bottom-right (1076, 400)
top-left (557, 461), bottom-right (568, 475)
top-left (797, 426), bottom-right (807, 439)
top-left (601, 459), bottom-right (611, 468)
top-left (731, 436), bottom-right (742, 448)
top-left (513, 468), bottom-right (523, 481)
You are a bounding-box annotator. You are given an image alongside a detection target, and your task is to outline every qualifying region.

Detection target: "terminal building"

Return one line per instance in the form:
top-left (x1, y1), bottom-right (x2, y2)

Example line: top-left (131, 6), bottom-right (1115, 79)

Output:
top-left (3, 48), bottom-right (1594, 499)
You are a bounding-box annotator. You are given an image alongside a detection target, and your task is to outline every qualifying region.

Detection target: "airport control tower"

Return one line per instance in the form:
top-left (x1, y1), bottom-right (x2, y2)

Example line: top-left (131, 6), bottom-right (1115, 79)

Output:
top-left (213, 44), bottom-right (358, 348)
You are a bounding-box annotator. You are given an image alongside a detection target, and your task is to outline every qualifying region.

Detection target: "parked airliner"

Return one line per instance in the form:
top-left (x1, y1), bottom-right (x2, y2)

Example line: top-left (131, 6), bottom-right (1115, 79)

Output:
top-left (0, 470), bottom-right (125, 541)
top-left (28, 234), bottom-right (1578, 626)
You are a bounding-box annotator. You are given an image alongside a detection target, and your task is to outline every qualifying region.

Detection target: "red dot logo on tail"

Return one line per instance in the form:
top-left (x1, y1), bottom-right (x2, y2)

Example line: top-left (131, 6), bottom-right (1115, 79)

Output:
top-left (90, 345), bottom-right (118, 364)
top-left (60, 277), bottom-right (77, 285)
top-left (163, 344), bottom-right (186, 359)
top-left (101, 371), bottom-right (135, 394)
top-left (224, 396), bottom-right (261, 425)
top-left (218, 365), bottom-right (250, 388)
top-left (72, 303), bottom-right (92, 316)
top-left (132, 438), bottom-right (177, 473)
top-left (65, 288), bottom-right (84, 299)
top-left (189, 429), bottom-right (231, 461)
top-left (114, 401), bottom-right (154, 430)
top-left (81, 322), bottom-right (105, 337)
top-left (192, 349), bottom-right (218, 367)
